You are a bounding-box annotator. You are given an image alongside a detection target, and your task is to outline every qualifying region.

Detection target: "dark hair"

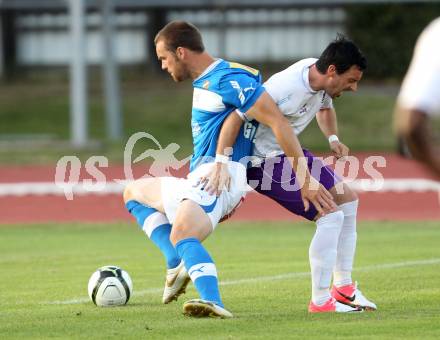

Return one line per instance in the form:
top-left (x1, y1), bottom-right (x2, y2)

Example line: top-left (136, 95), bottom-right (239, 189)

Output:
top-left (154, 20), bottom-right (204, 53)
top-left (316, 34), bottom-right (367, 74)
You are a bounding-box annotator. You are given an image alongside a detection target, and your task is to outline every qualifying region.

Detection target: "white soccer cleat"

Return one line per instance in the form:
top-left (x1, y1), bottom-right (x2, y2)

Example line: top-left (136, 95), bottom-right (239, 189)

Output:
top-left (183, 299), bottom-right (233, 318)
top-left (331, 281), bottom-right (377, 311)
top-left (162, 261), bottom-right (191, 304)
top-left (353, 288), bottom-right (377, 311)
top-left (308, 297), bottom-right (363, 313)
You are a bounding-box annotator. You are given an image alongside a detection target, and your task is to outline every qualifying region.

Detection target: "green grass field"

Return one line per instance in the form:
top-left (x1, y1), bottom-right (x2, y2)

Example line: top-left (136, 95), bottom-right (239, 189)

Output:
top-left (2, 220), bottom-right (440, 339)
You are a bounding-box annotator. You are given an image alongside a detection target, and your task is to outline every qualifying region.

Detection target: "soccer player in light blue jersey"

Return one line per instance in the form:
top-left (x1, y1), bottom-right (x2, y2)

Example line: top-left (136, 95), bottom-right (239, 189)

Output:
top-left (123, 21), bottom-right (335, 318)
top-left (189, 59), bottom-right (262, 170)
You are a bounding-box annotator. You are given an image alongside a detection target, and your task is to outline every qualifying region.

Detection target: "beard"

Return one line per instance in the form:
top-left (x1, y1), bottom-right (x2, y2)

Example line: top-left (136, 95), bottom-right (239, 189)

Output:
top-left (170, 63), bottom-right (190, 82)
top-left (172, 73), bottom-right (186, 82)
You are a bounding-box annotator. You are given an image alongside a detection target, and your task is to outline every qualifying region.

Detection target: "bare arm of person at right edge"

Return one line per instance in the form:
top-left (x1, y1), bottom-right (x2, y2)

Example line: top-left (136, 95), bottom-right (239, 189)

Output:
top-left (203, 91), bottom-right (336, 217)
top-left (393, 19), bottom-right (440, 177)
top-left (394, 108), bottom-right (440, 177)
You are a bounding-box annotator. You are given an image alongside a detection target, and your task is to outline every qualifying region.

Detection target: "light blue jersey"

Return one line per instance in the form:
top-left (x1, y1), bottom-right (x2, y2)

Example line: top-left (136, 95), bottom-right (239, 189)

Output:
top-left (190, 59), bottom-right (264, 171)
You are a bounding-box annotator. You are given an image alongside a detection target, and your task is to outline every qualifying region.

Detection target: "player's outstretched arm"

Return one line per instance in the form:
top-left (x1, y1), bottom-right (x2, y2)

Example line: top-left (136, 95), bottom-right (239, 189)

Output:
top-left (316, 108), bottom-right (349, 159)
top-left (246, 91), bottom-right (336, 216)
top-left (200, 111), bottom-right (244, 196)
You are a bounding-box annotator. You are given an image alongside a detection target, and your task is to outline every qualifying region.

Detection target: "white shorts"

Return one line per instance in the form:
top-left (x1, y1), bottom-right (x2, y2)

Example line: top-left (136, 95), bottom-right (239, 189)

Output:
top-left (160, 161), bottom-right (247, 229)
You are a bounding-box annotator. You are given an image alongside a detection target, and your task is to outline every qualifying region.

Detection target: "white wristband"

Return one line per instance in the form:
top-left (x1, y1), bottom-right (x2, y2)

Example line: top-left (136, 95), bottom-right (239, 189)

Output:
top-left (215, 154), bottom-right (229, 164)
top-left (328, 135), bottom-right (339, 144)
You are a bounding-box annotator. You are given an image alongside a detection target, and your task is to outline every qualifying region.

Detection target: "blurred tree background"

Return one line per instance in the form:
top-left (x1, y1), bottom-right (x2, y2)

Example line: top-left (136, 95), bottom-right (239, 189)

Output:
top-left (346, 3), bottom-right (440, 80)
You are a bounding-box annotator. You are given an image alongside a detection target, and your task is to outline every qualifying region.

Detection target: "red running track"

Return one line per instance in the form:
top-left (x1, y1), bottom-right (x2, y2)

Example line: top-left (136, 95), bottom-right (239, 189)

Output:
top-left (0, 153), bottom-right (439, 224)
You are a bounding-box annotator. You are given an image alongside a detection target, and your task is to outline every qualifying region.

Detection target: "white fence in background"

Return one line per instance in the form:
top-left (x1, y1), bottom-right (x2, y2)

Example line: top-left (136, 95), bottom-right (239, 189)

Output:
top-left (15, 7), bottom-right (345, 65)
top-left (16, 12), bottom-right (148, 65)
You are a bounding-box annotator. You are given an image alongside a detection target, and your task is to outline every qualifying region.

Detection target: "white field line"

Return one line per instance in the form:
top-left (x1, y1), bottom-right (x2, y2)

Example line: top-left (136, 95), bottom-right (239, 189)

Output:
top-left (1, 178), bottom-right (440, 197)
top-left (45, 257), bottom-right (440, 305)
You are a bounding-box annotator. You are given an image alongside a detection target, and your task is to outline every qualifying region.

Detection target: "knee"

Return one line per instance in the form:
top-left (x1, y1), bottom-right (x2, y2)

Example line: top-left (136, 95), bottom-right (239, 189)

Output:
top-left (170, 211), bottom-right (206, 245)
top-left (123, 181), bottom-right (136, 203)
top-left (334, 185), bottom-right (358, 205)
top-left (342, 187), bottom-right (359, 204)
top-left (318, 209), bottom-right (345, 225)
top-left (170, 222), bottom-right (189, 246)
top-left (123, 178), bottom-right (156, 203)
top-left (334, 209), bottom-right (345, 224)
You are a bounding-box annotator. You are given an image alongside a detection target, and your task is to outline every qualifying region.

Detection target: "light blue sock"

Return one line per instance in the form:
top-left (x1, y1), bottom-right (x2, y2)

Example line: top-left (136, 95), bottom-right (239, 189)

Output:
top-left (125, 200), bottom-right (180, 269)
top-left (175, 237), bottom-right (223, 307)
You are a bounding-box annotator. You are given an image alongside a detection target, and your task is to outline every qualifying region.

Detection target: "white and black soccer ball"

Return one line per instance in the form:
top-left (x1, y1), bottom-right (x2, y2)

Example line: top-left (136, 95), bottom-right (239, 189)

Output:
top-left (87, 265), bottom-right (133, 307)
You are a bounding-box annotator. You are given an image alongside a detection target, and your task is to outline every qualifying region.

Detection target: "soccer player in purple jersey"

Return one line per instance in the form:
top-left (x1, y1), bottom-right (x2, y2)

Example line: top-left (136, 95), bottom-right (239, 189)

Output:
top-left (205, 35), bottom-right (377, 313)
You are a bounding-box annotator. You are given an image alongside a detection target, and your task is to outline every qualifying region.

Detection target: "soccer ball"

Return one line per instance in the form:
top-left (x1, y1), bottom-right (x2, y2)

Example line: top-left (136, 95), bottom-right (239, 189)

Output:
top-left (87, 265), bottom-right (133, 307)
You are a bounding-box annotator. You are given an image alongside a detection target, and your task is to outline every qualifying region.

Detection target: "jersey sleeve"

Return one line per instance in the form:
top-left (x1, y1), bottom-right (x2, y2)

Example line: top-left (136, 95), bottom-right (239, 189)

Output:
top-left (235, 109), bottom-right (247, 121)
top-left (397, 18), bottom-right (440, 117)
top-left (262, 70), bottom-right (292, 105)
top-left (218, 73), bottom-right (265, 113)
top-left (320, 93), bottom-right (333, 110)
